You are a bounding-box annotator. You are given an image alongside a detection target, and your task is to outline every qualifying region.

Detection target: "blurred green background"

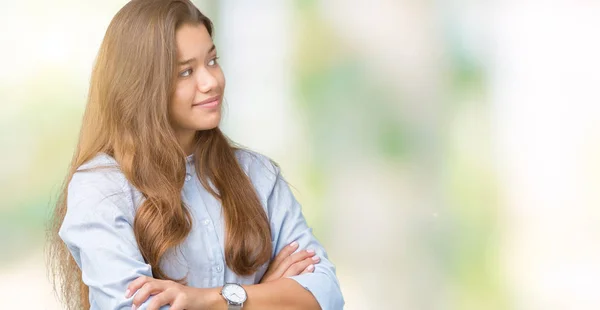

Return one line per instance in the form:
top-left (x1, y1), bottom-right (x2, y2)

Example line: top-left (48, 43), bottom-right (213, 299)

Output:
top-left (1, 1), bottom-right (600, 309)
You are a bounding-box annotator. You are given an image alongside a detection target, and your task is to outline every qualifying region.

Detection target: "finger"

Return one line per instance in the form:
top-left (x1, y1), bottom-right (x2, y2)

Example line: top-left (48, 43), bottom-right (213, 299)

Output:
top-left (274, 249), bottom-right (316, 276)
top-left (273, 249), bottom-right (315, 277)
top-left (283, 255), bottom-right (320, 277)
top-left (170, 292), bottom-right (188, 310)
top-left (300, 263), bottom-right (316, 275)
top-left (126, 275), bottom-right (152, 298)
top-left (133, 280), bottom-right (165, 307)
top-left (271, 241), bottom-right (299, 269)
top-left (147, 289), bottom-right (176, 310)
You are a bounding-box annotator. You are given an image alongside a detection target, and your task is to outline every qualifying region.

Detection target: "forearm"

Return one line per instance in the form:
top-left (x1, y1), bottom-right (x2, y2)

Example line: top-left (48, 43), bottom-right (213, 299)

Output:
top-left (197, 278), bottom-right (321, 310)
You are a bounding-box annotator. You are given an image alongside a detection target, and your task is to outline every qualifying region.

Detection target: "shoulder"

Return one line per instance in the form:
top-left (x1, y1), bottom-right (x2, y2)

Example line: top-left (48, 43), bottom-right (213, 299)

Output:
top-left (234, 148), bottom-right (281, 195)
top-left (234, 149), bottom-right (302, 225)
top-left (59, 153), bottom-right (138, 250)
top-left (66, 153), bottom-right (136, 218)
top-left (77, 152), bottom-right (119, 171)
top-left (235, 149), bottom-right (280, 180)
top-left (69, 153), bottom-right (128, 194)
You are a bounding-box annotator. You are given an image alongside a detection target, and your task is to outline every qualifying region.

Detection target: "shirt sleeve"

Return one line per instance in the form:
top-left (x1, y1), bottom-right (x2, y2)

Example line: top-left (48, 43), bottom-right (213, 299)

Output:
top-left (268, 168), bottom-right (345, 310)
top-left (58, 168), bottom-right (169, 310)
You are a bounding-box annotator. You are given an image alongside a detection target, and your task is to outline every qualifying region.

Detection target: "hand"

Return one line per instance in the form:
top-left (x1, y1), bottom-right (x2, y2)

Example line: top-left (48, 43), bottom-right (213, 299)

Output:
top-left (260, 241), bottom-right (320, 283)
top-left (126, 276), bottom-right (201, 310)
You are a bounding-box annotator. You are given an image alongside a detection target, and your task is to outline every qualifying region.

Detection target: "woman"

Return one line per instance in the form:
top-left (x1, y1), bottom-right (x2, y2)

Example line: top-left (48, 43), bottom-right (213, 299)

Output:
top-left (46, 0), bottom-right (344, 309)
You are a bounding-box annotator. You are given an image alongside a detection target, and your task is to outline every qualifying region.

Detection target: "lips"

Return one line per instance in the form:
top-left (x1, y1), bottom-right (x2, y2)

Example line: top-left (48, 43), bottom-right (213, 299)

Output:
top-left (193, 96), bottom-right (220, 107)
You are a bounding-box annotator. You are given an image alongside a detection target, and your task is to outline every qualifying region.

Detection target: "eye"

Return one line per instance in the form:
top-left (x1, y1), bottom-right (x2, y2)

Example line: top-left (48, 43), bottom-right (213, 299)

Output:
top-left (179, 68), bottom-right (193, 78)
top-left (208, 56), bottom-right (220, 67)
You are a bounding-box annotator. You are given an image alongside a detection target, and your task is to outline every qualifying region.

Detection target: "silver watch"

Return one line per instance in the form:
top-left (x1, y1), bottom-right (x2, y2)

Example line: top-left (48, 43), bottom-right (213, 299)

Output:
top-left (220, 283), bottom-right (247, 309)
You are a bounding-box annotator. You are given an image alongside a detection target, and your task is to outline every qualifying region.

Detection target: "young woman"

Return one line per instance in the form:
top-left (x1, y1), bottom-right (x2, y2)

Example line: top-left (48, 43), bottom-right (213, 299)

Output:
top-left (46, 0), bottom-right (344, 309)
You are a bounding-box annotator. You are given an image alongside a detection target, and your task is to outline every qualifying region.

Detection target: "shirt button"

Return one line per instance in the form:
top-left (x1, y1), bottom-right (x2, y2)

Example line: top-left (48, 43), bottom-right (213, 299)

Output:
top-left (216, 265), bottom-right (223, 272)
top-left (185, 174), bottom-right (192, 181)
top-left (203, 219), bottom-right (211, 226)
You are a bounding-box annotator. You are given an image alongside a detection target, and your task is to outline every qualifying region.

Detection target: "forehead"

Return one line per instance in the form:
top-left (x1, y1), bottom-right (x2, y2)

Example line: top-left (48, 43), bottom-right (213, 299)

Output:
top-left (175, 24), bottom-right (213, 58)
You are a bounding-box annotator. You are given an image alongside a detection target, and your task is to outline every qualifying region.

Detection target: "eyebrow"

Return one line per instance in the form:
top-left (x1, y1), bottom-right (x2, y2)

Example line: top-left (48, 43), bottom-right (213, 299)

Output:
top-left (177, 44), bottom-right (216, 66)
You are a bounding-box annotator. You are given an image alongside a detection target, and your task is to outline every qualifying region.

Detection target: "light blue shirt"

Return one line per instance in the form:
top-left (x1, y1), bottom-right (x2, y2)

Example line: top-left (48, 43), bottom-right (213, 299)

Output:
top-left (59, 150), bottom-right (344, 310)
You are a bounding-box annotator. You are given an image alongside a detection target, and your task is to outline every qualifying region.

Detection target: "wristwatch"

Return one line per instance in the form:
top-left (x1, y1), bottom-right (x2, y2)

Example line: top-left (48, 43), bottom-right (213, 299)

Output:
top-left (220, 283), bottom-right (247, 309)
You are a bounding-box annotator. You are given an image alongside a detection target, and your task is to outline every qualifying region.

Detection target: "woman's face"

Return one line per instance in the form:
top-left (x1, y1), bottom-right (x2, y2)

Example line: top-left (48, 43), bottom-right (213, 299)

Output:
top-left (170, 23), bottom-right (225, 137)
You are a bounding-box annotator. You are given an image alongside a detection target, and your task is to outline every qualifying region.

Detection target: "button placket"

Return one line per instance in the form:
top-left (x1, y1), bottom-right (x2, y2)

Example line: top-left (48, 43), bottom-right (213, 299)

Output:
top-left (194, 178), bottom-right (227, 285)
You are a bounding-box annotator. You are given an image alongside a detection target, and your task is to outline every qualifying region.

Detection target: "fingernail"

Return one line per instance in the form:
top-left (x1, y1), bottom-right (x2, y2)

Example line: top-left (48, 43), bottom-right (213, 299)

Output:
top-left (307, 264), bottom-right (315, 271)
top-left (290, 241), bottom-right (298, 248)
top-left (307, 249), bottom-right (315, 254)
top-left (125, 289), bottom-right (130, 298)
top-left (312, 256), bottom-right (320, 262)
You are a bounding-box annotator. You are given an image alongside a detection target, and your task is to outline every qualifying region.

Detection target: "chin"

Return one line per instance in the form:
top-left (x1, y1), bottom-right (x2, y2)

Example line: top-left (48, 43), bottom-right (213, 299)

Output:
top-left (197, 119), bottom-right (221, 131)
top-left (198, 124), bottom-right (220, 131)
top-left (192, 113), bottom-right (221, 130)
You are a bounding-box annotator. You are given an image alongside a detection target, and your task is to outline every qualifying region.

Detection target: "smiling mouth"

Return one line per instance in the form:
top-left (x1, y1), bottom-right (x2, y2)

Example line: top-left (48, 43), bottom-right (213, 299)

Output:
top-left (192, 96), bottom-right (220, 108)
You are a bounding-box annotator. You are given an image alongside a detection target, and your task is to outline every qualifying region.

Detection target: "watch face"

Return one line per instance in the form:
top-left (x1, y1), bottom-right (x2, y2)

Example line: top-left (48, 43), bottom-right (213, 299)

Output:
top-left (223, 283), bottom-right (247, 304)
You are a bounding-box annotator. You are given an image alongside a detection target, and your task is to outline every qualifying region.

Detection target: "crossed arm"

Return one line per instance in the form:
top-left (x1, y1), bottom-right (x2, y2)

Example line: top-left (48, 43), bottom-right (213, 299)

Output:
top-left (126, 243), bottom-right (322, 310)
top-left (60, 157), bottom-right (344, 310)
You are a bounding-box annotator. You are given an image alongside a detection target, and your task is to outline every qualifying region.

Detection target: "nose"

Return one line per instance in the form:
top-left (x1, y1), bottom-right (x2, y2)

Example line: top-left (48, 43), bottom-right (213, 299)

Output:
top-left (196, 67), bottom-right (218, 93)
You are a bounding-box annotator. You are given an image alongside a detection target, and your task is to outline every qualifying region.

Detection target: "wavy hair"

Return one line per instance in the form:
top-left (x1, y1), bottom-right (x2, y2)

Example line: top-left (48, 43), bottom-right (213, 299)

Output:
top-left (46, 1), bottom-right (272, 309)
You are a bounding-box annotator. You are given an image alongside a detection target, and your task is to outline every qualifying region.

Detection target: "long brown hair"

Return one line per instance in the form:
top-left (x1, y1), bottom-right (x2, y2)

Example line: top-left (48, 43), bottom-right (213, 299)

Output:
top-left (46, 1), bottom-right (272, 309)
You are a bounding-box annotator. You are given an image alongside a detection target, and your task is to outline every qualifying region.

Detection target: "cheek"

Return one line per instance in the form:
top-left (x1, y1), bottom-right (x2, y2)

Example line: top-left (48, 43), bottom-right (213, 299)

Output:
top-left (169, 84), bottom-right (194, 124)
top-left (173, 84), bottom-right (195, 106)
